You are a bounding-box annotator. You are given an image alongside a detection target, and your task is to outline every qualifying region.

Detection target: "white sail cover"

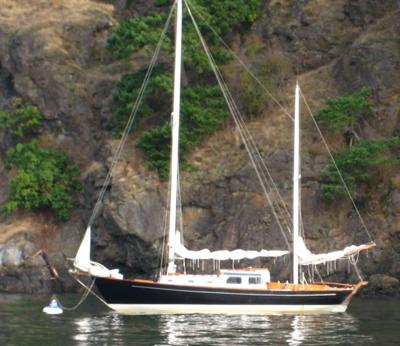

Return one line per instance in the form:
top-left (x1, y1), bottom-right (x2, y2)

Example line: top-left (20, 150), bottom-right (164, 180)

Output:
top-left (175, 232), bottom-right (288, 260)
top-left (298, 236), bottom-right (374, 266)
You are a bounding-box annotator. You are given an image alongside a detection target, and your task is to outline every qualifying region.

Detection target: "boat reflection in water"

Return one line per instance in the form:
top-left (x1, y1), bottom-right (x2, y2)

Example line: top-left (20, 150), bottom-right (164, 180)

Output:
top-left (157, 312), bottom-right (374, 346)
top-left (71, 311), bottom-right (374, 345)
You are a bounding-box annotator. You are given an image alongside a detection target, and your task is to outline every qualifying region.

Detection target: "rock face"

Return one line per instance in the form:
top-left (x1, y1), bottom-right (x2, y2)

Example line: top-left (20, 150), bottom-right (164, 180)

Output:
top-left (0, 0), bottom-right (400, 295)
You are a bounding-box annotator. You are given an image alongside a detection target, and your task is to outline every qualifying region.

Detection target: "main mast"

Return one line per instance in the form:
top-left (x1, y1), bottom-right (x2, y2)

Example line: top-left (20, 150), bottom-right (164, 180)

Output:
top-left (292, 82), bottom-right (300, 284)
top-left (167, 0), bottom-right (183, 274)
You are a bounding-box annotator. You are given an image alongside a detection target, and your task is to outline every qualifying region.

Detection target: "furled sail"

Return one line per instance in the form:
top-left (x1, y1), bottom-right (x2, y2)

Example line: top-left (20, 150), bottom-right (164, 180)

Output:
top-left (175, 232), bottom-right (288, 260)
top-left (73, 226), bottom-right (123, 279)
top-left (298, 236), bottom-right (375, 266)
top-left (74, 226), bottom-right (91, 272)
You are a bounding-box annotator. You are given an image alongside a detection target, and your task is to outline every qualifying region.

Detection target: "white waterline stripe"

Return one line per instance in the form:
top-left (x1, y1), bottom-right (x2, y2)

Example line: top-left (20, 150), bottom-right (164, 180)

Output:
top-left (108, 303), bottom-right (348, 314)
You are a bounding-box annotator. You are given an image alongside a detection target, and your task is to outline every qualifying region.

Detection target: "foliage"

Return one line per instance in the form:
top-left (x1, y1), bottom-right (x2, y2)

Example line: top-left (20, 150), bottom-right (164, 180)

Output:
top-left (193, 0), bottom-right (263, 36)
top-left (321, 137), bottom-right (400, 202)
top-left (315, 88), bottom-right (372, 132)
top-left (108, 0), bottom-right (263, 178)
top-left (110, 66), bottom-right (173, 134)
top-left (0, 98), bottom-right (42, 138)
top-left (136, 123), bottom-right (171, 179)
top-left (107, 13), bottom-right (167, 59)
top-left (1, 140), bottom-right (81, 220)
top-left (137, 85), bottom-right (229, 179)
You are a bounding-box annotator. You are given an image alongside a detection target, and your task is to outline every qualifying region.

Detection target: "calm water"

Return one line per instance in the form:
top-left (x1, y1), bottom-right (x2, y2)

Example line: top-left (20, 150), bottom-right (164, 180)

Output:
top-left (0, 294), bottom-right (399, 345)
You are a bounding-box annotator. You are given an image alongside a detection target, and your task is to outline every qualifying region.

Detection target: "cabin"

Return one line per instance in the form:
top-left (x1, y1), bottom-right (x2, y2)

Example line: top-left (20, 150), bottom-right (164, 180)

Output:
top-left (159, 268), bottom-right (271, 288)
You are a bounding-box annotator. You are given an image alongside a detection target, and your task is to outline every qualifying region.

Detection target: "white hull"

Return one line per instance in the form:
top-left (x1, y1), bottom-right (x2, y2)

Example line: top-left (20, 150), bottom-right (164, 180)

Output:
top-left (108, 303), bottom-right (348, 315)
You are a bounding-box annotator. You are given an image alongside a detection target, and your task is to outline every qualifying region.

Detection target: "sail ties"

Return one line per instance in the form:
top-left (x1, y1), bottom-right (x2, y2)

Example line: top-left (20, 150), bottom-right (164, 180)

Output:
top-left (174, 232), bottom-right (288, 261)
top-left (297, 236), bottom-right (376, 266)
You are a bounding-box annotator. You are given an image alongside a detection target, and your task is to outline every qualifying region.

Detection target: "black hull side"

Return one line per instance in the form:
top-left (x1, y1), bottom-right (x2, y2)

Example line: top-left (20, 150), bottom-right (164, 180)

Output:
top-left (94, 277), bottom-right (352, 306)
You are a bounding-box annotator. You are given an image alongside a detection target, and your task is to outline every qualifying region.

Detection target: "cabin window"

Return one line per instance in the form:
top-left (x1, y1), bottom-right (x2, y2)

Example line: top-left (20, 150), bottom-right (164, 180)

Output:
top-left (226, 277), bottom-right (242, 284)
top-left (249, 276), bottom-right (261, 285)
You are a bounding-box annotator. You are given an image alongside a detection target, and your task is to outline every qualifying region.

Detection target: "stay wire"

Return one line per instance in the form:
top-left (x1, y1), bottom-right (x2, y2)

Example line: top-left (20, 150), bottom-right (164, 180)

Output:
top-left (57, 278), bottom-right (96, 311)
top-left (87, 1), bottom-right (175, 228)
top-left (300, 88), bottom-right (373, 242)
top-left (186, 0), bottom-right (291, 249)
top-left (184, 0), bottom-right (293, 232)
top-left (185, 0), bottom-right (293, 122)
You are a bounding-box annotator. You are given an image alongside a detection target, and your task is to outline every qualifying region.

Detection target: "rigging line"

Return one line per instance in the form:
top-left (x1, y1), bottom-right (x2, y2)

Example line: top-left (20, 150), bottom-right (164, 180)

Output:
top-left (74, 277), bottom-right (109, 307)
top-left (215, 58), bottom-right (293, 245)
top-left (160, 162), bottom-right (174, 276)
top-left (222, 86), bottom-right (293, 233)
top-left (185, 8), bottom-right (292, 234)
top-left (160, 180), bottom-right (172, 277)
top-left (57, 278), bottom-right (96, 311)
top-left (217, 67), bottom-right (293, 228)
top-left (208, 46), bottom-right (295, 246)
top-left (177, 169), bottom-right (184, 237)
top-left (87, 2), bottom-right (175, 228)
top-left (299, 88), bottom-right (373, 242)
top-left (228, 96), bottom-right (293, 230)
top-left (189, 15), bottom-right (293, 232)
top-left (185, 0), bottom-right (293, 122)
top-left (186, 1), bottom-right (290, 249)
top-left (184, 0), bottom-right (293, 230)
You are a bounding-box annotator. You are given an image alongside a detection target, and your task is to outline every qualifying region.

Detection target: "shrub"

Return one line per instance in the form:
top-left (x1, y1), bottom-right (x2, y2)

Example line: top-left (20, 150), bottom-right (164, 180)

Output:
top-left (110, 66), bottom-right (173, 134)
top-left (1, 140), bottom-right (81, 220)
top-left (315, 88), bottom-right (372, 132)
top-left (107, 13), bottom-right (167, 59)
top-left (137, 85), bottom-right (229, 179)
top-left (0, 98), bottom-right (42, 138)
top-left (321, 137), bottom-right (400, 202)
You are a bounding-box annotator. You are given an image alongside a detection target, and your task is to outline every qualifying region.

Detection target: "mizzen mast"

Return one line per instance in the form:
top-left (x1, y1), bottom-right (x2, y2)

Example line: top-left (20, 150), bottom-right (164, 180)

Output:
top-left (292, 82), bottom-right (300, 284)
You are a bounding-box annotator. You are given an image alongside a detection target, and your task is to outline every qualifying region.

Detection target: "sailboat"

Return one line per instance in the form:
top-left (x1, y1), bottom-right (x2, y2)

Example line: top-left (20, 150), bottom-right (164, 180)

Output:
top-left (71, 0), bottom-right (375, 314)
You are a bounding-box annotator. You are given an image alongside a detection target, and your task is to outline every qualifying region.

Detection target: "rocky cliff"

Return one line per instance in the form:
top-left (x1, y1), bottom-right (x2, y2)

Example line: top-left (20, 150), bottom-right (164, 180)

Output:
top-left (0, 0), bottom-right (399, 295)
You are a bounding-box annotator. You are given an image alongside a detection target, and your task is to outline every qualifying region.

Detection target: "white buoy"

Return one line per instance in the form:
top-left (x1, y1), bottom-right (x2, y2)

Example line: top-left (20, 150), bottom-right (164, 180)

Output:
top-left (43, 297), bottom-right (63, 315)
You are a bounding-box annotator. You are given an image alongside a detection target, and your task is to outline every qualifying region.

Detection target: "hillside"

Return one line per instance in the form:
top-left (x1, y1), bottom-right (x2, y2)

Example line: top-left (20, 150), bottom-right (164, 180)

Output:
top-left (0, 0), bottom-right (399, 295)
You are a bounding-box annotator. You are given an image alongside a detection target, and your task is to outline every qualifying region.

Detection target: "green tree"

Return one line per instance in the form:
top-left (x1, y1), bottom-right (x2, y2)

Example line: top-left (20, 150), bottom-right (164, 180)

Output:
top-left (1, 140), bottom-right (81, 220)
top-left (321, 137), bottom-right (400, 202)
top-left (107, 13), bottom-right (167, 59)
top-left (110, 66), bottom-right (173, 134)
top-left (315, 88), bottom-right (372, 145)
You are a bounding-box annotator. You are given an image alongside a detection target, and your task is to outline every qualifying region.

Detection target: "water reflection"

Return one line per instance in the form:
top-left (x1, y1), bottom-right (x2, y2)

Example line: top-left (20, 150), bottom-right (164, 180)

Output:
top-left (157, 312), bottom-right (374, 345)
top-left (70, 310), bottom-right (375, 345)
top-left (0, 294), bottom-right (389, 345)
top-left (74, 315), bottom-right (124, 345)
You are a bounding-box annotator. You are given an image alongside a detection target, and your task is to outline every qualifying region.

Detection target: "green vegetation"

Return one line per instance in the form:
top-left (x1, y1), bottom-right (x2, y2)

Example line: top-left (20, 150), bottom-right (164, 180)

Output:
top-left (0, 97), bottom-right (42, 138)
top-left (321, 137), bottom-right (400, 202)
top-left (110, 66), bottom-right (173, 134)
top-left (107, 0), bottom-right (263, 179)
top-left (137, 85), bottom-right (229, 179)
top-left (0, 99), bottom-right (81, 221)
top-left (1, 141), bottom-right (81, 220)
top-left (106, 13), bottom-right (167, 59)
top-left (315, 88), bottom-right (372, 132)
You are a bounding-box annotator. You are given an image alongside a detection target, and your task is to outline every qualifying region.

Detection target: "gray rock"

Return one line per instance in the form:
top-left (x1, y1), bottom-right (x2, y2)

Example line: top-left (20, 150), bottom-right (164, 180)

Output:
top-left (367, 274), bottom-right (400, 295)
top-left (1, 244), bottom-right (23, 267)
